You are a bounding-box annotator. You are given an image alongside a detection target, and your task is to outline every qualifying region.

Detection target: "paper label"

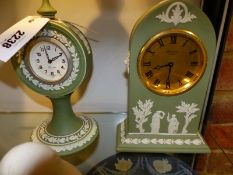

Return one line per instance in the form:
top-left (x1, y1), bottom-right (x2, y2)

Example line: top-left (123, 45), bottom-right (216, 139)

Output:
top-left (0, 16), bottom-right (50, 62)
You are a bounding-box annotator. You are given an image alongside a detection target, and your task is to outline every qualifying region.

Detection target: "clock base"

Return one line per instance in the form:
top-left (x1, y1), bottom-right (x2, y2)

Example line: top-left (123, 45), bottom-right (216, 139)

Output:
top-left (30, 94), bottom-right (98, 156)
top-left (116, 119), bottom-right (210, 153)
top-left (31, 115), bottom-right (98, 156)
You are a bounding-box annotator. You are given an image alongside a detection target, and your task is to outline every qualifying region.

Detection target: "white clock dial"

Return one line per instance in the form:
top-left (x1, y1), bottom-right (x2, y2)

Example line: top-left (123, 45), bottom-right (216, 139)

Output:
top-left (29, 41), bottom-right (68, 82)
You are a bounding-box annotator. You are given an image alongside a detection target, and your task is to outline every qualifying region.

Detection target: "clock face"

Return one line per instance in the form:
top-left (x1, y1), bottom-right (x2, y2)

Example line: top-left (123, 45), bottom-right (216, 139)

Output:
top-left (12, 20), bottom-right (92, 98)
top-left (137, 29), bottom-right (207, 95)
top-left (26, 38), bottom-right (71, 83)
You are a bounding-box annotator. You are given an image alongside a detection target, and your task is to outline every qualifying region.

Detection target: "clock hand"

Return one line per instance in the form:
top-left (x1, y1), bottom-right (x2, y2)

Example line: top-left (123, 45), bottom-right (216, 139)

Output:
top-left (51, 53), bottom-right (63, 62)
top-left (166, 62), bottom-right (173, 89)
top-left (44, 46), bottom-right (50, 62)
top-left (154, 63), bottom-right (171, 70)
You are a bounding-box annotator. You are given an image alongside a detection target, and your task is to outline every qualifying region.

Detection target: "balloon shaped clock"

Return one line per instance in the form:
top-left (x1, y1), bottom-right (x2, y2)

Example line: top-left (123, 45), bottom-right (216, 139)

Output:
top-left (117, 0), bottom-right (216, 153)
top-left (12, 0), bottom-right (98, 156)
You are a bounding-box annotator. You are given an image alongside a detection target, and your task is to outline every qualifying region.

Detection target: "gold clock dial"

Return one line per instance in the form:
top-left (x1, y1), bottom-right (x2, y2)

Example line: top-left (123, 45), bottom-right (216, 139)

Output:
top-left (138, 29), bottom-right (207, 95)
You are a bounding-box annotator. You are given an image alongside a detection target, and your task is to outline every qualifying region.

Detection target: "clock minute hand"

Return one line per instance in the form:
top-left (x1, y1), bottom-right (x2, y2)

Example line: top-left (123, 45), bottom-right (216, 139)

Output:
top-left (44, 46), bottom-right (50, 61)
top-left (166, 62), bottom-right (173, 89)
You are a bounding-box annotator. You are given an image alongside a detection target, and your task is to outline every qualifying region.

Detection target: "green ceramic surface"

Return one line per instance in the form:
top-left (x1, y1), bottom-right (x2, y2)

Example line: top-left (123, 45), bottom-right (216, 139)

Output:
top-left (37, 0), bottom-right (57, 18)
top-left (12, 20), bottom-right (92, 98)
top-left (117, 0), bottom-right (216, 153)
top-left (11, 1), bottom-right (98, 156)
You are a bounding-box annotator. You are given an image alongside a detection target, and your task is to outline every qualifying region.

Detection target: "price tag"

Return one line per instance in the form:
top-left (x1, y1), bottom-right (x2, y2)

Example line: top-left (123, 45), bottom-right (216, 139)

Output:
top-left (0, 16), bottom-right (50, 62)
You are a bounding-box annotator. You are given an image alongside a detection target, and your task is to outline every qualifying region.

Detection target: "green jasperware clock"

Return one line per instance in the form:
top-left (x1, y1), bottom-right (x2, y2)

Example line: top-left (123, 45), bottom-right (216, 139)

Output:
top-left (117, 0), bottom-right (216, 153)
top-left (12, 0), bottom-right (98, 156)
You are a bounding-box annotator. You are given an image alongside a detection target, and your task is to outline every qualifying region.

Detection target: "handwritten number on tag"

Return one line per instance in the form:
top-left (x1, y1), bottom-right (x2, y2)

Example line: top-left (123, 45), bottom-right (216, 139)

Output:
top-left (2, 30), bottom-right (25, 48)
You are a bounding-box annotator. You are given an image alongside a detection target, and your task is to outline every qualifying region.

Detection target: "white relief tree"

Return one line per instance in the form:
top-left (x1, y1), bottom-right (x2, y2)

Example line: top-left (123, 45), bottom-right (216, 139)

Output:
top-left (176, 101), bottom-right (199, 134)
top-left (132, 99), bottom-right (154, 133)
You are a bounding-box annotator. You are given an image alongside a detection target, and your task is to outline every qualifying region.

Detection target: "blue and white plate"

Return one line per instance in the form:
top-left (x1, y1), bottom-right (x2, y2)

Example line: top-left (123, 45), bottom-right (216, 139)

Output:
top-left (87, 153), bottom-right (196, 175)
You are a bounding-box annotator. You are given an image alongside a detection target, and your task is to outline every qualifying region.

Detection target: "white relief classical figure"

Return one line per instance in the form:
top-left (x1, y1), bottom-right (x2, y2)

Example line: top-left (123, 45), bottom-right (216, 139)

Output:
top-left (150, 111), bottom-right (165, 133)
top-left (167, 113), bottom-right (179, 134)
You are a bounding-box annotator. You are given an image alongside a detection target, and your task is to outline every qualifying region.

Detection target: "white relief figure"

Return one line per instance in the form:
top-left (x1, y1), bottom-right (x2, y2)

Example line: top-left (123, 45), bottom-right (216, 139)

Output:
top-left (150, 111), bottom-right (165, 133)
top-left (132, 99), bottom-right (154, 133)
top-left (176, 101), bottom-right (199, 134)
top-left (167, 113), bottom-right (179, 134)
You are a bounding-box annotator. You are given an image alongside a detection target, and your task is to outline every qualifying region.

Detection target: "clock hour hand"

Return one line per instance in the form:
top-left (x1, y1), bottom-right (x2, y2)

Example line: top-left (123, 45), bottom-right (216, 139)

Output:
top-left (48, 53), bottom-right (63, 64)
top-left (154, 62), bottom-right (172, 70)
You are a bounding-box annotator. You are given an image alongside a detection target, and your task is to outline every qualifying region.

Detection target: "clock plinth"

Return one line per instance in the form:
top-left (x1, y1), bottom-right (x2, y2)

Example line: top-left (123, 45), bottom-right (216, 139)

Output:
top-left (117, 119), bottom-right (210, 153)
top-left (31, 94), bottom-right (98, 156)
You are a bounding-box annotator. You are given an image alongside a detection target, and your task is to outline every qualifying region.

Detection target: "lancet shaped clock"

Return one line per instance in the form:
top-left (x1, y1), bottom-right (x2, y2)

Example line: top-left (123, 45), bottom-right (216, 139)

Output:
top-left (117, 0), bottom-right (216, 153)
top-left (12, 0), bottom-right (98, 156)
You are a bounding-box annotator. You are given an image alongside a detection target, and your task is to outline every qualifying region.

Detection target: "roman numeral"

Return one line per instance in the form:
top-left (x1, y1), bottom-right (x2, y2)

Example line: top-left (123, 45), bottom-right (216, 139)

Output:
top-left (185, 71), bottom-right (194, 78)
top-left (166, 80), bottom-right (170, 89)
top-left (154, 79), bottom-right (160, 86)
top-left (178, 80), bottom-right (183, 86)
top-left (189, 49), bottom-right (197, 55)
top-left (190, 61), bottom-right (199, 66)
top-left (158, 39), bottom-right (164, 47)
top-left (182, 39), bottom-right (188, 47)
top-left (170, 35), bottom-right (176, 44)
top-left (145, 70), bottom-right (153, 79)
top-left (146, 50), bottom-right (155, 54)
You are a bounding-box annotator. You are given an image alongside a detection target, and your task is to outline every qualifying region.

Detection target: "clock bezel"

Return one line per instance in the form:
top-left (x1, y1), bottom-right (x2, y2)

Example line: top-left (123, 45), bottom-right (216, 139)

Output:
top-left (137, 29), bottom-right (208, 96)
top-left (12, 20), bottom-right (92, 98)
top-left (25, 37), bottom-right (73, 84)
